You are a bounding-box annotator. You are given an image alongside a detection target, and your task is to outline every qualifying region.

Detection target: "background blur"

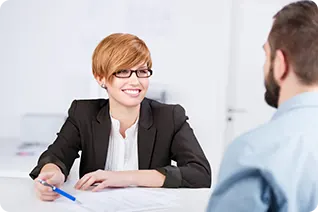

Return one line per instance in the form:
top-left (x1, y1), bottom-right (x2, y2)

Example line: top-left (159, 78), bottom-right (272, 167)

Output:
top-left (0, 0), bottom-right (305, 182)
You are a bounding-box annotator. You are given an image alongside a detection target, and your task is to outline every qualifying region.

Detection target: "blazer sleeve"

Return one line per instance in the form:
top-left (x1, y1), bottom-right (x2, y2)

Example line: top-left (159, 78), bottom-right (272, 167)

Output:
top-left (29, 100), bottom-right (81, 180)
top-left (157, 105), bottom-right (211, 188)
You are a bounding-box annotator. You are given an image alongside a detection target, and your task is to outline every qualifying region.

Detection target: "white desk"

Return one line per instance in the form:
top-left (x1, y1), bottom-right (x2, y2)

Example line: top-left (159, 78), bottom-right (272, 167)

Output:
top-left (0, 177), bottom-right (211, 212)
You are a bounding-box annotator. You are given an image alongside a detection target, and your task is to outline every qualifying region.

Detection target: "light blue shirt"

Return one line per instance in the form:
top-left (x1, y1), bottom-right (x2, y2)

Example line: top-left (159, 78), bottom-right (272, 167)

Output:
top-left (207, 92), bottom-right (318, 212)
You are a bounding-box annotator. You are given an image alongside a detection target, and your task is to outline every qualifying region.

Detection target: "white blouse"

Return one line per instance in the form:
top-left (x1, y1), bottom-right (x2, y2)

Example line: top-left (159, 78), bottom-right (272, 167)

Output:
top-left (104, 115), bottom-right (139, 171)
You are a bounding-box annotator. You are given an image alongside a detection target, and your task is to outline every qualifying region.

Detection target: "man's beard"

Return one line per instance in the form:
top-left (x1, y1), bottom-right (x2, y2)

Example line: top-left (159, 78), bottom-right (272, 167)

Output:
top-left (264, 64), bottom-right (280, 108)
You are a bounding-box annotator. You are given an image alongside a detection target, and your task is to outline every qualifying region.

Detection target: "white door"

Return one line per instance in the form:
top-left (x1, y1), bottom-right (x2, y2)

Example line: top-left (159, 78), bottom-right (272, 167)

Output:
top-left (223, 0), bottom-right (284, 148)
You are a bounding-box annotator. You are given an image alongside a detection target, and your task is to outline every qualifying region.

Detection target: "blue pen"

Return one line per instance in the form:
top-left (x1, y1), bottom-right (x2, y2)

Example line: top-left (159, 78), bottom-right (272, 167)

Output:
top-left (38, 179), bottom-right (82, 205)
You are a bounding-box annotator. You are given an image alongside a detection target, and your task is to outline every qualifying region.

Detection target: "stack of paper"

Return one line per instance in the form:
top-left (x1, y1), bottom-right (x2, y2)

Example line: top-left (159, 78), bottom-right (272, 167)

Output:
top-left (56, 187), bottom-right (179, 212)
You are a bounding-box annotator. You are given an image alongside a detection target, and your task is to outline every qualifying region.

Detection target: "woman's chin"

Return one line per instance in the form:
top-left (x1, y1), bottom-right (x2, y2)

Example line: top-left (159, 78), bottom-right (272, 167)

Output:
top-left (120, 98), bottom-right (144, 108)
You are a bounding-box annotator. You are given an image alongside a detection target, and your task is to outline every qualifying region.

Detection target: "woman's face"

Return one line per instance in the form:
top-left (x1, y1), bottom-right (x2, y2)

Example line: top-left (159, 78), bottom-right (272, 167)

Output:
top-left (104, 63), bottom-right (151, 108)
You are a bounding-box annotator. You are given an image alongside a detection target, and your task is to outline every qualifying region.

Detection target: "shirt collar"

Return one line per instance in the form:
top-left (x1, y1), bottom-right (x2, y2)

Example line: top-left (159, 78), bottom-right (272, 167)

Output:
top-left (109, 112), bottom-right (139, 135)
top-left (272, 91), bottom-right (318, 120)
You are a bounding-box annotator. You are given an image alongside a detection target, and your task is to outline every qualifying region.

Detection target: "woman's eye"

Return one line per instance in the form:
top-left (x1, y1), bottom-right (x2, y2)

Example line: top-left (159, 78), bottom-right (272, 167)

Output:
top-left (139, 69), bottom-right (149, 74)
top-left (118, 70), bottom-right (129, 74)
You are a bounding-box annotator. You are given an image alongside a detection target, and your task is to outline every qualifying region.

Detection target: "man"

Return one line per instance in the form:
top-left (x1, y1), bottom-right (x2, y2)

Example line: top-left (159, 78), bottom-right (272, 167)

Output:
top-left (207, 1), bottom-right (318, 211)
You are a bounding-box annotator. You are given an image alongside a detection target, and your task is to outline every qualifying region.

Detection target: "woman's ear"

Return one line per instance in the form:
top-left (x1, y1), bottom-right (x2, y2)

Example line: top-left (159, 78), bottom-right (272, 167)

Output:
top-left (94, 75), bottom-right (107, 89)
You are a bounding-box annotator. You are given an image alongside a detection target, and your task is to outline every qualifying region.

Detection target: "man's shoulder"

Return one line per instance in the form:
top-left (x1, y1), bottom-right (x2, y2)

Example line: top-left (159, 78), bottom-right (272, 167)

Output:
top-left (218, 122), bottom-right (277, 180)
top-left (222, 121), bottom-right (277, 167)
top-left (231, 122), bottom-right (272, 147)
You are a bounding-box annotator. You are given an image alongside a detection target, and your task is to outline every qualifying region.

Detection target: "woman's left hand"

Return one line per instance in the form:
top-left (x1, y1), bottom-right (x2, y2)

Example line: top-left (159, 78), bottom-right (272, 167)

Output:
top-left (74, 170), bottom-right (133, 192)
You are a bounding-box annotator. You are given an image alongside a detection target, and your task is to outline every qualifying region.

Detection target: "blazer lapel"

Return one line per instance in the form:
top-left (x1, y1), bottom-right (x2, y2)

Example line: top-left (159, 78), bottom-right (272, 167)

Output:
top-left (138, 99), bottom-right (157, 169)
top-left (92, 100), bottom-right (111, 170)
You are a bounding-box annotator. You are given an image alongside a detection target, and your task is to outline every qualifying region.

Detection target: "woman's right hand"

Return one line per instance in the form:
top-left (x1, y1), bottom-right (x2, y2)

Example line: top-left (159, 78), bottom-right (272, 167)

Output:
top-left (34, 170), bottom-right (65, 201)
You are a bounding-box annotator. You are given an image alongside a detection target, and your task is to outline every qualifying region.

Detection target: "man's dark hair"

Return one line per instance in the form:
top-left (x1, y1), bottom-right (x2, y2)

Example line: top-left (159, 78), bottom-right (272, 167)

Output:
top-left (268, 0), bottom-right (318, 85)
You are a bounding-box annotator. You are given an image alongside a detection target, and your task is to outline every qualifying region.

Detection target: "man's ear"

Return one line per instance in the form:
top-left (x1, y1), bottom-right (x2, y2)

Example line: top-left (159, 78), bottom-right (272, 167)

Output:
top-left (273, 49), bottom-right (288, 84)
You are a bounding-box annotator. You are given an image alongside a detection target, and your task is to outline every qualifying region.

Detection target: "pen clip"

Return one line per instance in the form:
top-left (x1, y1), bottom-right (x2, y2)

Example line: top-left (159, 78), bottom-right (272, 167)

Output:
top-left (38, 179), bottom-right (54, 189)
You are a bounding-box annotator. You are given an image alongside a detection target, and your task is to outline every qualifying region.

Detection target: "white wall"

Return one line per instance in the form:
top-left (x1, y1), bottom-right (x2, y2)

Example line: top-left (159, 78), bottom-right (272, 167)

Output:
top-left (1, 0), bottom-right (312, 183)
top-left (0, 0), bottom-right (233, 180)
top-left (223, 0), bottom-right (310, 148)
top-left (0, 0), bottom-right (97, 137)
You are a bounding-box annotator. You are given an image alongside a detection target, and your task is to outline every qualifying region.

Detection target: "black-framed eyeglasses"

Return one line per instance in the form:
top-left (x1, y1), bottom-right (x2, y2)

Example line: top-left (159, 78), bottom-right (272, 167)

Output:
top-left (113, 69), bottom-right (153, 78)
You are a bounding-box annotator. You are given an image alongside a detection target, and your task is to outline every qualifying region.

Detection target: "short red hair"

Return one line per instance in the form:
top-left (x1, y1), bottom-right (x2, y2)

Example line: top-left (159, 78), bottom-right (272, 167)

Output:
top-left (92, 33), bottom-right (152, 82)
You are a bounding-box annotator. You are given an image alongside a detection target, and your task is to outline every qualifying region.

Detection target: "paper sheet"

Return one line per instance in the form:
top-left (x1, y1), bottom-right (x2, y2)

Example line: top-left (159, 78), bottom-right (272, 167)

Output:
top-left (55, 187), bottom-right (179, 212)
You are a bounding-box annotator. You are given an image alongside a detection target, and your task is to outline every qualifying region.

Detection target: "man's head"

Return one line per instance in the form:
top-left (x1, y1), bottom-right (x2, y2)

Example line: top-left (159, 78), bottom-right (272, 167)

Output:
top-left (263, 0), bottom-right (318, 108)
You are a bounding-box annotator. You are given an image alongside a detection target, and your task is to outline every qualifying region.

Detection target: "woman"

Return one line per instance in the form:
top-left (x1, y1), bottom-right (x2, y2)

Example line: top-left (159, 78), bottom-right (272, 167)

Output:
top-left (30, 33), bottom-right (211, 201)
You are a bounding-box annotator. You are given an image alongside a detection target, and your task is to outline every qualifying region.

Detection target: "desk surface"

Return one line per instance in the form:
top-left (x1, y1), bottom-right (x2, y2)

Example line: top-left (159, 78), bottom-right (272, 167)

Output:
top-left (0, 138), bottom-right (212, 211)
top-left (0, 177), bottom-right (212, 212)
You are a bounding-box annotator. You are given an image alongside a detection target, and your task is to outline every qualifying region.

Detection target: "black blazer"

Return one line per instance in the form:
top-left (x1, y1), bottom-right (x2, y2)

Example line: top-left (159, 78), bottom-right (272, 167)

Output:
top-left (29, 98), bottom-right (211, 188)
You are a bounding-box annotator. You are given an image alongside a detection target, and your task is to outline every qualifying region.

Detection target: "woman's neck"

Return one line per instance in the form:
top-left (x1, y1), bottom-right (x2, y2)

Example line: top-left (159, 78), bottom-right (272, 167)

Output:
top-left (109, 99), bottom-right (140, 134)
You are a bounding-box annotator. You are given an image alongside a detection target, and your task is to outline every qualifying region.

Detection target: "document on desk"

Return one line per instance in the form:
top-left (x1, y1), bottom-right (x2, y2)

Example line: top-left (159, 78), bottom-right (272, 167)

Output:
top-left (56, 187), bottom-right (179, 212)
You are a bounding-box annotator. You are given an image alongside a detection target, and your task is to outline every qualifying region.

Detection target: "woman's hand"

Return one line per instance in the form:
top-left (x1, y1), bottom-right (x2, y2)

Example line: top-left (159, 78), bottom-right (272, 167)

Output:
top-left (75, 169), bottom-right (166, 192)
top-left (34, 171), bottom-right (65, 201)
top-left (34, 163), bottom-right (65, 201)
top-left (75, 170), bottom-right (133, 192)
